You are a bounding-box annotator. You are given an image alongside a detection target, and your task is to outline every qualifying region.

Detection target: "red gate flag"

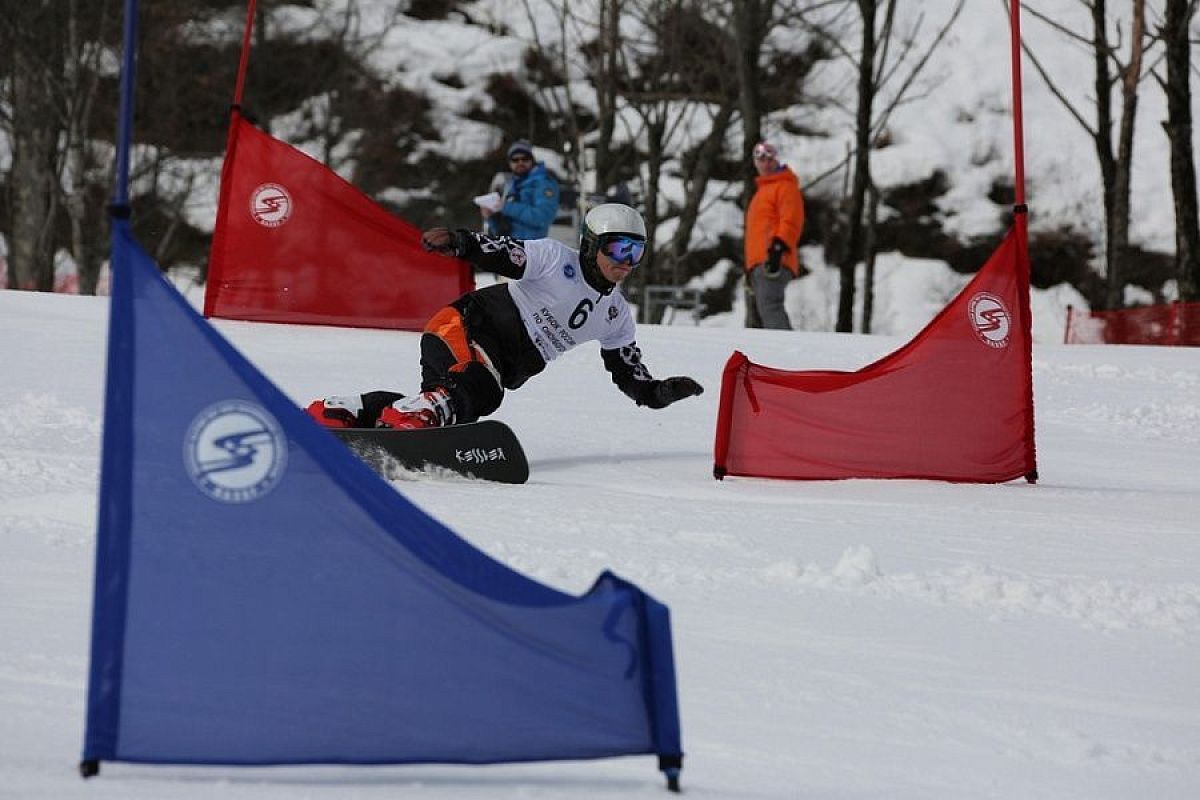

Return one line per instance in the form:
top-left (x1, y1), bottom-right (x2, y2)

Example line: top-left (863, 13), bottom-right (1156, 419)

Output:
top-left (714, 221), bottom-right (1037, 483)
top-left (205, 112), bottom-right (473, 329)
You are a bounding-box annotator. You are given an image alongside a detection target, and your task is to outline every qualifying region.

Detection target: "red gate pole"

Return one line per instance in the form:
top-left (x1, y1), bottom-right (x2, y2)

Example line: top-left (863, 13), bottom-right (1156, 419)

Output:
top-left (204, 0), bottom-right (258, 318)
top-left (1009, 0), bottom-right (1026, 210)
top-left (1009, 0), bottom-right (1037, 483)
top-left (232, 0), bottom-right (258, 108)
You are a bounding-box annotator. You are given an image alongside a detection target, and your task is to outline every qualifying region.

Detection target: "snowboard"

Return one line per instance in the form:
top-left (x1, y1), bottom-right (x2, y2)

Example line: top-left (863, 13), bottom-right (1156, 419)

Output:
top-left (332, 421), bottom-right (529, 484)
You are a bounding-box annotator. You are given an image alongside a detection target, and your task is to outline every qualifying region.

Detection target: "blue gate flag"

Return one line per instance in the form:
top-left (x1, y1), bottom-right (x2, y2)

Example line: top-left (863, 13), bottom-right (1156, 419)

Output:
top-left (82, 221), bottom-right (683, 780)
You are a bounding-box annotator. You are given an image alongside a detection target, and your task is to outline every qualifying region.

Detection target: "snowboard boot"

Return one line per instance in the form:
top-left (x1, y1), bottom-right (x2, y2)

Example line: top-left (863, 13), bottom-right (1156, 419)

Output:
top-left (306, 395), bottom-right (363, 428)
top-left (376, 387), bottom-right (456, 430)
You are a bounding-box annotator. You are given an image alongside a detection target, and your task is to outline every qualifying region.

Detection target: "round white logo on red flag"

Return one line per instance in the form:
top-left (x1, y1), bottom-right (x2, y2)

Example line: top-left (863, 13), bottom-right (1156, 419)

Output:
top-left (968, 292), bottom-right (1012, 349)
top-left (250, 183), bottom-right (292, 228)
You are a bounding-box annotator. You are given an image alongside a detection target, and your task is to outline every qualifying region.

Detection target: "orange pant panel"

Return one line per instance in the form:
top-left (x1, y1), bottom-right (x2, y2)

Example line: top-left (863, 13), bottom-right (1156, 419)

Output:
top-left (424, 307), bottom-right (474, 373)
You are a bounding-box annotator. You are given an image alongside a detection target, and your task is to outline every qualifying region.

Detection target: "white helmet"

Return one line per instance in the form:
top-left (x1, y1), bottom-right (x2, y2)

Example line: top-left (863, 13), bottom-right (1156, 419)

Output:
top-left (583, 203), bottom-right (647, 240)
top-left (579, 203), bottom-right (646, 293)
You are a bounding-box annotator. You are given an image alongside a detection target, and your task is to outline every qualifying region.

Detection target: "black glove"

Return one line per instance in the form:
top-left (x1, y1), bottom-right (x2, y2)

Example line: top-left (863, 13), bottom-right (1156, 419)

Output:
top-left (765, 237), bottom-right (788, 277)
top-left (422, 227), bottom-right (467, 257)
top-left (645, 376), bottom-right (704, 409)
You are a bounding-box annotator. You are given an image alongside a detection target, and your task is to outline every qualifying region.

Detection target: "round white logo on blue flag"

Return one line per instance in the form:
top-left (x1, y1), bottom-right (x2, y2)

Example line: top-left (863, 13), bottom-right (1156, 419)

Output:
top-left (184, 400), bottom-right (288, 503)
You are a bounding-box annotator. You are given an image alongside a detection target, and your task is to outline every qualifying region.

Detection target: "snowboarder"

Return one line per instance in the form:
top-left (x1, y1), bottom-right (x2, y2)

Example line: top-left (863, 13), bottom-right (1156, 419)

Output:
top-left (306, 203), bottom-right (704, 430)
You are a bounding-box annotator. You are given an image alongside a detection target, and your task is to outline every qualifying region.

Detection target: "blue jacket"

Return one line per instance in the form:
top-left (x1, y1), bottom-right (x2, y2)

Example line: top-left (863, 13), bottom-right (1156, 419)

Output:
top-left (487, 163), bottom-right (560, 240)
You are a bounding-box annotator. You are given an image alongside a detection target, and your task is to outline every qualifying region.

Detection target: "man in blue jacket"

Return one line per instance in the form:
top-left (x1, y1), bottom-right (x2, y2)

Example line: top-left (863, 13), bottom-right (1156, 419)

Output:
top-left (483, 140), bottom-right (560, 240)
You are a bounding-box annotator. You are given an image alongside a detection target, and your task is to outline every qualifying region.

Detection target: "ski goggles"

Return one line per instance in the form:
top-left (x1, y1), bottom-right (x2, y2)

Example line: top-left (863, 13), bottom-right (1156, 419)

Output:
top-left (598, 234), bottom-right (646, 266)
top-left (752, 143), bottom-right (778, 161)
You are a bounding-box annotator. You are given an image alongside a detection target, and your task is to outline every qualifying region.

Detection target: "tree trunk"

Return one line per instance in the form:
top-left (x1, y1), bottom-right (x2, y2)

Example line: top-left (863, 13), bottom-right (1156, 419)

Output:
top-left (593, 0), bottom-right (622, 194)
top-left (8, 3), bottom-right (61, 291)
top-left (632, 113), bottom-right (667, 322)
top-left (860, 181), bottom-right (880, 334)
top-left (1106, 0), bottom-right (1145, 310)
top-left (1087, 0), bottom-right (1122, 309)
top-left (837, 0), bottom-right (878, 332)
top-left (732, 0), bottom-right (772, 329)
top-left (733, 0), bottom-right (771, 209)
top-left (1162, 0), bottom-right (1200, 301)
top-left (64, 0), bottom-right (108, 295)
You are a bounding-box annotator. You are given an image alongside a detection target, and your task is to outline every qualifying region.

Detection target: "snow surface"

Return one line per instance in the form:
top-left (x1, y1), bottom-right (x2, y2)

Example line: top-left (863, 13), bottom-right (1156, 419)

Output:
top-left (2, 284), bottom-right (1199, 799)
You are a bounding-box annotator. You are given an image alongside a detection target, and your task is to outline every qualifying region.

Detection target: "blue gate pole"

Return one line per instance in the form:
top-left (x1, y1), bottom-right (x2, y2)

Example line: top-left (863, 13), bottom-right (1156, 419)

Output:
top-left (111, 0), bottom-right (139, 215)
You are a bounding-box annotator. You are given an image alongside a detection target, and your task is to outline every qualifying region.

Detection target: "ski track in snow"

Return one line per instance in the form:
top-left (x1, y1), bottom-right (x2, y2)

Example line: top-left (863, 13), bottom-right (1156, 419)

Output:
top-left (4, 391), bottom-right (1195, 642)
top-left (491, 530), bottom-right (1200, 638)
top-left (4, 368), bottom-right (1197, 638)
top-left (1034, 359), bottom-right (1200, 443)
top-left (760, 545), bottom-right (1200, 636)
top-left (5, 292), bottom-right (1200, 799)
top-left (0, 395), bottom-right (100, 510)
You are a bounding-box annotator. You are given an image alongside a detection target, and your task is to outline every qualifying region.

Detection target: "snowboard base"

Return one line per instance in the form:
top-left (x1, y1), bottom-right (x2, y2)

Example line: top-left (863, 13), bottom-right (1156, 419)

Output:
top-left (332, 421), bottom-right (529, 484)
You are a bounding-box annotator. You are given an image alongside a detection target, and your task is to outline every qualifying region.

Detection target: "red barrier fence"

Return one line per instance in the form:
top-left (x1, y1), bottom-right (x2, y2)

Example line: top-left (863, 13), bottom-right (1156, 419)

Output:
top-left (1063, 303), bottom-right (1200, 347)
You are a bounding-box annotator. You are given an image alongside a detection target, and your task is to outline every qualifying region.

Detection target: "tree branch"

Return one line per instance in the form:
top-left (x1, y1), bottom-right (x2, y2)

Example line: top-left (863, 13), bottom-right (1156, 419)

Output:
top-left (1006, 0), bottom-right (1097, 137)
top-left (871, 1), bottom-right (964, 146)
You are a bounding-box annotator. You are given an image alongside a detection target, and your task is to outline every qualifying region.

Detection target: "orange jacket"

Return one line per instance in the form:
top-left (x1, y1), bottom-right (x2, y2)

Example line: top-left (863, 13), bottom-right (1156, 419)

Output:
top-left (744, 166), bottom-right (805, 274)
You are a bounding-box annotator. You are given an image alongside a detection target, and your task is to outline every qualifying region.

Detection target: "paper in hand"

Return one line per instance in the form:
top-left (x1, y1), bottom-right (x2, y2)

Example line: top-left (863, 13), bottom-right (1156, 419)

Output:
top-left (473, 192), bottom-right (503, 212)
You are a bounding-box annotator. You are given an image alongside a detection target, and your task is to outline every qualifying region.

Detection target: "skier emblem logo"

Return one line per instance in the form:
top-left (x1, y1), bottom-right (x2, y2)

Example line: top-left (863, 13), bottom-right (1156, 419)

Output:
top-left (968, 292), bottom-right (1011, 349)
top-left (184, 400), bottom-right (288, 503)
top-left (250, 183), bottom-right (292, 228)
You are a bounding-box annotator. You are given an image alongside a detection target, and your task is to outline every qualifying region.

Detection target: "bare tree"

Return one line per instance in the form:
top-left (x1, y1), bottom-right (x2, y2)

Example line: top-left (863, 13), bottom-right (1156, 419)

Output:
top-left (732, 0), bottom-right (775, 209)
top-left (835, 0), bottom-right (883, 332)
top-left (517, 0), bottom-right (592, 187)
top-left (3, 0), bottom-right (114, 294)
top-left (592, 0), bottom-right (628, 193)
top-left (3, 3), bottom-right (63, 291)
top-left (2, 0), bottom-right (224, 293)
top-left (733, 1), bottom-right (838, 203)
top-left (1021, 0), bottom-right (1155, 309)
top-left (621, 0), bottom-right (706, 311)
top-left (1157, 0), bottom-right (1200, 301)
top-left (62, 0), bottom-right (114, 294)
top-left (516, 0), bottom-right (687, 202)
top-left (655, 2), bottom-right (741, 288)
top-left (1109, 0), bottom-right (1148, 309)
top-left (510, 1), bottom-right (742, 317)
top-left (858, 1), bottom-right (962, 333)
top-left (800, 0), bottom-right (963, 332)
top-left (506, 0), bottom-right (834, 327)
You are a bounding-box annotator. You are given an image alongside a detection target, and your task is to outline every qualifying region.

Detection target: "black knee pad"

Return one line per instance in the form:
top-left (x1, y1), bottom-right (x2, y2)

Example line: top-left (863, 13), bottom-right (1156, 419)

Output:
top-left (419, 334), bottom-right (457, 389)
top-left (443, 361), bottom-right (503, 423)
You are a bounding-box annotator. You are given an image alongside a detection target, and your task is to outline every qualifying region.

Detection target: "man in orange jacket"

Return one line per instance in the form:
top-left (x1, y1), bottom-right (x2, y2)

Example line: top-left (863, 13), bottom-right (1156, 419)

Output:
top-left (744, 141), bottom-right (805, 329)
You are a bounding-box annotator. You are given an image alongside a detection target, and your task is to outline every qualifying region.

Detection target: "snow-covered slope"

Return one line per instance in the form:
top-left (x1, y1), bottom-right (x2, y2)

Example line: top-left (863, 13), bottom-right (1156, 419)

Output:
top-left (2, 287), bottom-right (1198, 799)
